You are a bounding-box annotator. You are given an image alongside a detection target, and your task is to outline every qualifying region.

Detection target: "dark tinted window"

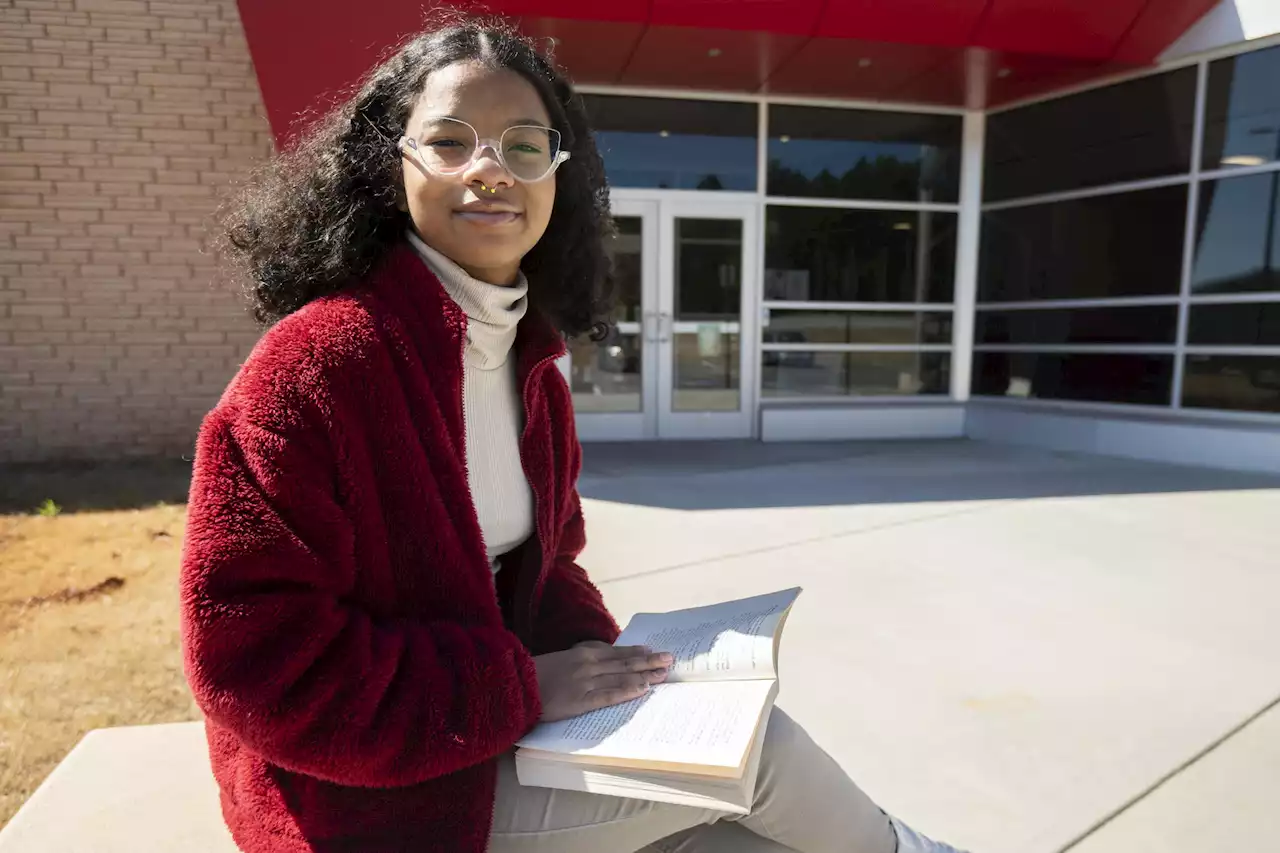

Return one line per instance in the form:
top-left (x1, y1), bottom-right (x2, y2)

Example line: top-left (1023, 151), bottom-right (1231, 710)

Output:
top-left (1191, 174), bottom-right (1280, 294)
top-left (984, 68), bottom-right (1196, 201)
top-left (764, 310), bottom-right (952, 346)
top-left (766, 206), bottom-right (956, 303)
top-left (973, 352), bottom-right (1173, 405)
top-left (767, 106), bottom-right (961, 202)
top-left (975, 306), bottom-right (1177, 345)
top-left (1188, 303), bottom-right (1280, 346)
top-left (582, 95), bottom-right (757, 191)
top-left (1202, 44), bottom-right (1280, 171)
top-left (763, 352), bottom-right (949, 398)
top-left (979, 186), bottom-right (1187, 302)
top-left (1183, 355), bottom-right (1280, 413)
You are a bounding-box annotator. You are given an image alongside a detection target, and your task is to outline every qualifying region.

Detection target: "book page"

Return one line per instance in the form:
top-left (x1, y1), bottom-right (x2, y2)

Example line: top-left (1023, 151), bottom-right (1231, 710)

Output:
top-left (615, 588), bottom-right (801, 682)
top-left (517, 680), bottom-right (776, 773)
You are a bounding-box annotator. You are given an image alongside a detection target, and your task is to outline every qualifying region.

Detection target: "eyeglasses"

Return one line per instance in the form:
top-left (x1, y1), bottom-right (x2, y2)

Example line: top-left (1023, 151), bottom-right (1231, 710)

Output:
top-left (399, 116), bottom-right (570, 184)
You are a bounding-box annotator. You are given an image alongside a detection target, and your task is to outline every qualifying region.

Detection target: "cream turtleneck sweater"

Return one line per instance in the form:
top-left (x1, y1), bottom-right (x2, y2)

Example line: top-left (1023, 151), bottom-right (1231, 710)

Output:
top-left (406, 230), bottom-right (535, 575)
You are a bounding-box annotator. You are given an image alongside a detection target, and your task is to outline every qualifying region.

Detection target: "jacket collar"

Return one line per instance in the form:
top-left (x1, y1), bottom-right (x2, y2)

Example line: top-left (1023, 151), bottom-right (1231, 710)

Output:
top-left (369, 241), bottom-right (566, 385)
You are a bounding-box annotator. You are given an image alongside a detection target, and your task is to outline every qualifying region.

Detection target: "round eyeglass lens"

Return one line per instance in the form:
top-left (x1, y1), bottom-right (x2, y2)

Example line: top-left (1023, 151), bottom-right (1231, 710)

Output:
top-left (500, 125), bottom-right (562, 182)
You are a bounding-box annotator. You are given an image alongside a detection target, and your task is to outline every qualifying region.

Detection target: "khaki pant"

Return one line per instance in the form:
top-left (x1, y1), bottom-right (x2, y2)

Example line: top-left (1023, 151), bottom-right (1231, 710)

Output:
top-left (488, 708), bottom-right (898, 853)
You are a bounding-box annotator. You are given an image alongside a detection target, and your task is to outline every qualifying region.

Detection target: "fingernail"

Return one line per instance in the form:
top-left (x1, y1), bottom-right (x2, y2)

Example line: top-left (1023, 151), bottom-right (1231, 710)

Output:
top-left (658, 653), bottom-right (674, 664)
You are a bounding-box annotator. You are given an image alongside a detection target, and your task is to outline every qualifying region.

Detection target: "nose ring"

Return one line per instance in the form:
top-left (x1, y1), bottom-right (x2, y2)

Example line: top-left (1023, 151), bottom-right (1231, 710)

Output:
top-left (478, 183), bottom-right (497, 194)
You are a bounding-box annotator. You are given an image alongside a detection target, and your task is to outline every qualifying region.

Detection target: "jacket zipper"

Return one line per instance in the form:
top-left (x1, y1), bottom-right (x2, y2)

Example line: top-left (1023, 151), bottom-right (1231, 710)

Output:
top-left (454, 317), bottom-right (492, 588)
top-left (513, 351), bottom-right (560, 646)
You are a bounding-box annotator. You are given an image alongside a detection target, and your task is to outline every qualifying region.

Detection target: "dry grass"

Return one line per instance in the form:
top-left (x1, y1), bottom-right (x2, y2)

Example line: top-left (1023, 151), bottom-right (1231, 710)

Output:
top-left (0, 461), bottom-right (201, 828)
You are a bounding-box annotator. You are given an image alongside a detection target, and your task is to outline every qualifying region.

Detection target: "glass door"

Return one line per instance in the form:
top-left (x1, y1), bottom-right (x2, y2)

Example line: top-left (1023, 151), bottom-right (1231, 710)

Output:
top-left (657, 199), bottom-right (758, 439)
top-left (569, 199), bottom-right (658, 441)
top-left (569, 197), bottom-right (757, 441)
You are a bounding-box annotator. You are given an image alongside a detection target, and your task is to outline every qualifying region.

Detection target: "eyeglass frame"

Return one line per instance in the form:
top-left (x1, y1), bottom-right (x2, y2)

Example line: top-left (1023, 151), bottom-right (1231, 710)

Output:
top-left (397, 116), bottom-right (571, 184)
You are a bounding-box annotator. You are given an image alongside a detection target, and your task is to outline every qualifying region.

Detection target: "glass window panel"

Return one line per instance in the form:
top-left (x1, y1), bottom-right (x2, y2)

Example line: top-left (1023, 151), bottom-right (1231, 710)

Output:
top-left (570, 330), bottom-right (642, 413)
top-left (1183, 355), bottom-right (1280, 413)
top-left (973, 352), bottom-right (1173, 405)
top-left (762, 352), bottom-right (950, 398)
top-left (1188, 302), bottom-right (1280, 346)
top-left (674, 332), bottom-right (741, 412)
top-left (764, 310), bottom-right (952, 345)
top-left (581, 95), bottom-right (757, 191)
top-left (767, 106), bottom-right (961, 202)
top-left (979, 186), bottom-right (1187, 302)
top-left (571, 216), bottom-right (645, 414)
top-left (975, 306), bottom-right (1177, 346)
top-left (984, 68), bottom-right (1196, 201)
top-left (1191, 173), bottom-right (1280, 294)
top-left (765, 206), bottom-right (956, 303)
top-left (673, 218), bottom-right (742, 412)
top-left (1202, 44), bottom-right (1280, 171)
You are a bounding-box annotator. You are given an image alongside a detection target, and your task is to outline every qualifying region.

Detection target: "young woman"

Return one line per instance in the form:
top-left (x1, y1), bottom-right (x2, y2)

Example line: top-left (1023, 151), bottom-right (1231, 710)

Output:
top-left (181, 13), bottom-right (970, 853)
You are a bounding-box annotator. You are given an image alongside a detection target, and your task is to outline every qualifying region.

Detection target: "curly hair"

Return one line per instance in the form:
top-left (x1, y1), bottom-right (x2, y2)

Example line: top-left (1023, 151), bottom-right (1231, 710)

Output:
top-left (217, 10), bottom-right (614, 337)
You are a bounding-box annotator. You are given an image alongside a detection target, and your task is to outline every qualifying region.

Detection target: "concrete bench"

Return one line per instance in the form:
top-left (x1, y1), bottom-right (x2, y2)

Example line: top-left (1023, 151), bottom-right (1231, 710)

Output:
top-left (0, 723), bottom-right (788, 852)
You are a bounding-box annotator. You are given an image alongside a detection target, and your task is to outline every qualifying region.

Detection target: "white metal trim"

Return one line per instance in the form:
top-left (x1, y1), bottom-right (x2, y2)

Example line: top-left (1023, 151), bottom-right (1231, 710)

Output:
top-left (753, 100), bottom-right (769, 435)
top-left (952, 110), bottom-right (985, 403)
top-left (1198, 160), bottom-right (1280, 181)
top-left (764, 300), bottom-right (956, 312)
top-left (765, 195), bottom-right (960, 213)
top-left (976, 296), bottom-right (1180, 310)
top-left (762, 343), bottom-right (952, 353)
top-left (609, 187), bottom-right (759, 204)
top-left (574, 83), bottom-right (967, 115)
top-left (982, 174), bottom-right (1191, 211)
top-left (986, 32), bottom-right (1280, 117)
top-left (968, 395), bottom-right (1280, 427)
top-left (973, 344), bottom-right (1177, 354)
top-left (1184, 346), bottom-right (1280, 356)
top-left (1173, 60), bottom-right (1209, 411)
top-left (1189, 292), bottom-right (1280, 304)
top-left (760, 394), bottom-right (955, 406)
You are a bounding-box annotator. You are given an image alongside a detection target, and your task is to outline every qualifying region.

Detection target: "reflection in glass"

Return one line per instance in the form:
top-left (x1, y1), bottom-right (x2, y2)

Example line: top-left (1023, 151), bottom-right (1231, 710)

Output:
top-left (571, 216), bottom-right (643, 413)
top-left (975, 306), bottom-right (1177, 345)
top-left (767, 106), bottom-right (961, 202)
top-left (1202, 44), bottom-right (1280, 171)
top-left (582, 95), bottom-right (757, 191)
top-left (1191, 174), bottom-right (1280, 294)
top-left (570, 330), bottom-right (642, 413)
top-left (984, 67), bottom-right (1196, 201)
top-left (1188, 302), bottom-right (1280, 346)
top-left (762, 352), bottom-right (949, 398)
top-left (979, 186), bottom-right (1187, 302)
top-left (673, 218), bottom-right (742, 412)
top-left (1183, 355), bottom-right (1280, 413)
top-left (972, 352), bottom-right (1173, 405)
top-left (766, 207), bottom-right (957, 304)
top-left (763, 310), bottom-right (952, 347)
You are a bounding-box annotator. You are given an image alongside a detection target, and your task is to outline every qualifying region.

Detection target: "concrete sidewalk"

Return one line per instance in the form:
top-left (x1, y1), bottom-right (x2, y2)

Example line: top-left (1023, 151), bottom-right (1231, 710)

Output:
top-left (3, 440), bottom-right (1278, 852)
top-left (578, 440), bottom-right (1280, 852)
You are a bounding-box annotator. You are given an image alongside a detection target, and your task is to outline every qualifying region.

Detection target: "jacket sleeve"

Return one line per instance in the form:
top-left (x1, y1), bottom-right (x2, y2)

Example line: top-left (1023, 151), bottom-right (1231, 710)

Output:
top-left (530, 489), bottom-right (620, 655)
top-left (180, 403), bottom-right (542, 789)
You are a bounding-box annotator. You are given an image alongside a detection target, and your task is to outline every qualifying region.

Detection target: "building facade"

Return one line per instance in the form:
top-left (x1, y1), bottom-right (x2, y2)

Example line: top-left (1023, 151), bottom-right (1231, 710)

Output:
top-left (2, 0), bottom-right (1279, 471)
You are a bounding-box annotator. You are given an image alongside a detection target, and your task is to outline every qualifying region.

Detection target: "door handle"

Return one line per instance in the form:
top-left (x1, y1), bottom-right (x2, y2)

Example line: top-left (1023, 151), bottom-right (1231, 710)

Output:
top-left (643, 311), bottom-right (659, 343)
top-left (658, 312), bottom-right (672, 343)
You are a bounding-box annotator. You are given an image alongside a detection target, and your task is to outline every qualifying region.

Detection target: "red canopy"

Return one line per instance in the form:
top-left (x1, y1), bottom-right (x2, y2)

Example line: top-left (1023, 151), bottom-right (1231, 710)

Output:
top-left (237, 0), bottom-right (1216, 141)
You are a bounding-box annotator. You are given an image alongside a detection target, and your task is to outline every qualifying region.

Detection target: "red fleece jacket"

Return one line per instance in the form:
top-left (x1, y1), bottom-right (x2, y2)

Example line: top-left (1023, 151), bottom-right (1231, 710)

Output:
top-left (180, 243), bottom-right (620, 853)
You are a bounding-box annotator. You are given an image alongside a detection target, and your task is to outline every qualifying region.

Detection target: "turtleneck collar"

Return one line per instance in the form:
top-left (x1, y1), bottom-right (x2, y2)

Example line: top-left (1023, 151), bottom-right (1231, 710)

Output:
top-left (406, 229), bottom-right (528, 371)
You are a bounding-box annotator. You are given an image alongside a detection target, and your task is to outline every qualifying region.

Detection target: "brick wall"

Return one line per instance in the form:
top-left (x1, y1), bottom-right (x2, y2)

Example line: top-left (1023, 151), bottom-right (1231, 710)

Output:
top-left (0, 0), bottom-right (273, 463)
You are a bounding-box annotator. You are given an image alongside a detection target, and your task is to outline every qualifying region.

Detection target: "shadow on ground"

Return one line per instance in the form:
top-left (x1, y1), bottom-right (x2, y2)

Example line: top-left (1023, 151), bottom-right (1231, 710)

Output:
top-left (0, 459), bottom-right (193, 515)
top-left (578, 440), bottom-right (1280, 510)
top-left (4, 439), bottom-right (1278, 516)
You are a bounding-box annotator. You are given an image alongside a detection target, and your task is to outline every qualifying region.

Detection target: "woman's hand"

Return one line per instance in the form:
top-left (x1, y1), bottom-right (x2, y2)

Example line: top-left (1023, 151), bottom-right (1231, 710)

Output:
top-left (533, 642), bottom-right (673, 722)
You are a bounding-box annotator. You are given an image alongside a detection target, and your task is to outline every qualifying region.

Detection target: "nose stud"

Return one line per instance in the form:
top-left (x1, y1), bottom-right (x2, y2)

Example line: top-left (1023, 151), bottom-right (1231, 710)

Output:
top-left (478, 183), bottom-right (498, 194)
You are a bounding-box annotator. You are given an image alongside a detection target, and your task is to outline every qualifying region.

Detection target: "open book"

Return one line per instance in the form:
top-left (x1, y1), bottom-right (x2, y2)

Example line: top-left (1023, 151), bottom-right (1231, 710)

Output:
top-left (515, 587), bottom-right (802, 814)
